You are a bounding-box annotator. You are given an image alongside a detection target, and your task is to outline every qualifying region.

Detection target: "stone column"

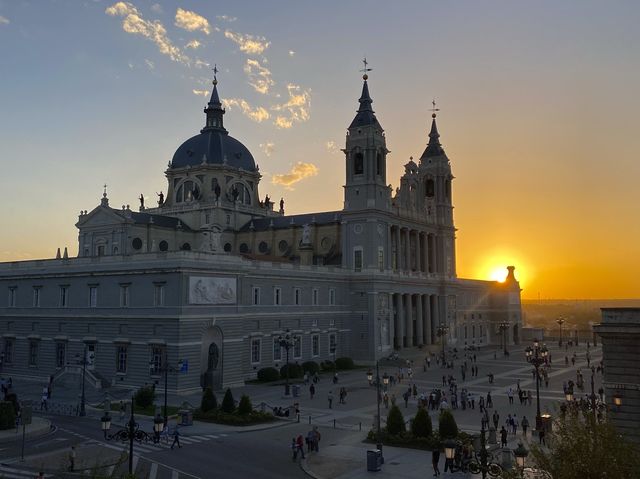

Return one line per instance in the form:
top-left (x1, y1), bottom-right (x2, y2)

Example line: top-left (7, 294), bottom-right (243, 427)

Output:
top-left (416, 294), bottom-right (424, 346)
top-left (388, 293), bottom-right (395, 348)
top-left (415, 231), bottom-right (422, 273)
top-left (387, 225), bottom-right (393, 270)
top-left (433, 294), bottom-right (440, 329)
top-left (404, 228), bottom-right (411, 272)
top-left (405, 294), bottom-right (413, 347)
top-left (396, 293), bottom-right (404, 349)
top-left (395, 226), bottom-right (401, 272)
top-left (424, 294), bottom-right (432, 345)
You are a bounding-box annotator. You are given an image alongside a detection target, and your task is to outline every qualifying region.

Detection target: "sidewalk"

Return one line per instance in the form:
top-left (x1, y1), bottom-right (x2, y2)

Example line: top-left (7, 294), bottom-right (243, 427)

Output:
top-left (0, 416), bottom-right (51, 444)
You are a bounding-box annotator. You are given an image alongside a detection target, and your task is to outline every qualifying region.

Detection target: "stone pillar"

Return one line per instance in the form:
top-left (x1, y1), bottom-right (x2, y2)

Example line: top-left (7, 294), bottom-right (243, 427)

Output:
top-left (416, 294), bottom-right (424, 346)
top-left (415, 231), bottom-right (422, 273)
top-left (396, 293), bottom-right (404, 349)
top-left (388, 293), bottom-right (395, 349)
top-left (424, 294), bottom-right (432, 345)
top-left (404, 228), bottom-right (410, 272)
top-left (433, 294), bottom-right (440, 329)
top-left (405, 294), bottom-right (413, 347)
top-left (387, 225), bottom-right (393, 270)
top-left (395, 226), bottom-right (401, 272)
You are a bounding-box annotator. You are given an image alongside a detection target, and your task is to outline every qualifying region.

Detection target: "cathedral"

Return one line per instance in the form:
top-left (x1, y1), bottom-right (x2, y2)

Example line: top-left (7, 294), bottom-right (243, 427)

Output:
top-left (0, 72), bottom-right (522, 394)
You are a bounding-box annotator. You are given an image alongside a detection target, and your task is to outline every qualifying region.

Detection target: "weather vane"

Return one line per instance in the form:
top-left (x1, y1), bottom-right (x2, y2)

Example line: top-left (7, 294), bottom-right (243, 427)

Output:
top-left (360, 57), bottom-right (372, 79)
top-left (103, 184), bottom-right (108, 196)
top-left (430, 98), bottom-right (440, 117)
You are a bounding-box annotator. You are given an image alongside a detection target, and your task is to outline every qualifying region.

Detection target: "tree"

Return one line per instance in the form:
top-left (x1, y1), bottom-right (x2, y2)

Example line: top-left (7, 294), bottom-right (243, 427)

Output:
top-left (386, 405), bottom-right (406, 436)
top-left (200, 387), bottom-right (217, 412)
top-left (438, 410), bottom-right (458, 439)
top-left (221, 388), bottom-right (235, 414)
top-left (529, 410), bottom-right (640, 479)
top-left (411, 408), bottom-right (432, 438)
top-left (237, 395), bottom-right (253, 415)
top-left (134, 386), bottom-right (155, 409)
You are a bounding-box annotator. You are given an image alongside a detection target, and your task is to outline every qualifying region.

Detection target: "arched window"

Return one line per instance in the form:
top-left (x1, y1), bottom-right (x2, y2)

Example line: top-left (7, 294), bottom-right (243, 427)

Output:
top-left (376, 152), bottom-right (383, 176)
top-left (354, 153), bottom-right (364, 175)
top-left (159, 240), bottom-right (169, 252)
top-left (176, 181), bottom-right (195, 203)
top-left (181, 243), bottom-right (191, 251)
top-left (230, 182), bottom-right (252, 205)
top-left (425, 178), bottom-right (435, 197)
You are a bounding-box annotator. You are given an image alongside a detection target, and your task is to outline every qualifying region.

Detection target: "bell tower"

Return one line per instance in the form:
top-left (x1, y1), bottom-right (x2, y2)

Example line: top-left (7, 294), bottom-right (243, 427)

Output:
top-left (343, 63), bottom-right (390, 211)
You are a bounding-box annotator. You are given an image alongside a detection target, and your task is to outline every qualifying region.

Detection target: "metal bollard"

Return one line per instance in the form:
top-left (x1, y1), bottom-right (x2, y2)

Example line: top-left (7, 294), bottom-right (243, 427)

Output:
top-left (359, 422), bottom-right (362, 431)
top-left (333, 419), bottom-right (336, 428)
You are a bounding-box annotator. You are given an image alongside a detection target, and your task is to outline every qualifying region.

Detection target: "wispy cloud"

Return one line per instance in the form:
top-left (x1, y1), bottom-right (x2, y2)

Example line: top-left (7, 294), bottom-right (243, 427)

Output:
top-left (0, 15), bottom-right (9, 25)
top-left (150, 3), bottom-right (162, 14)
top-left (244, 59), bottom-right (274, 95)
top-left (271, 84), bottom-right (311, 129)
top-left (192, 89), bottom-right (209, 97)
top-left (288, 50), bottom-right (295, 57)
top-left (105, 2), bottom-right (189, 64)
top-left (224, 30), bottom-right (270, 55)
top-left (225, 98), bottom-right (270, 123)
top-left (144, 59), bottom-right (155, 70)
top-left (216, 15), bottom-right (237, 22)
top-left (326, 141), bottom-right (340, 154)
top-left (271, 162), bottom-right (319, 190)
top-left (185, 39), bottom-right (201, 49)
top-left (259, 142), bottom-right (275, 157)
top-left (175, 7), bottom-right (211, 35)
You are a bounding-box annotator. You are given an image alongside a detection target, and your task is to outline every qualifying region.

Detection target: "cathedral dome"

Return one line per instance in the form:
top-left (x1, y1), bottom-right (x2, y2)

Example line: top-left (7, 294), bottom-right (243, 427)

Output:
top-left (171, 130), bottom-right (256, 171)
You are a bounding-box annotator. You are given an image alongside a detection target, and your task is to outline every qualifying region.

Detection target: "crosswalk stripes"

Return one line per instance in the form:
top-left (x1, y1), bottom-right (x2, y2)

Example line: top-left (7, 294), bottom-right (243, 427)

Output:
top-left (0, 464), bottom-right (53, 478)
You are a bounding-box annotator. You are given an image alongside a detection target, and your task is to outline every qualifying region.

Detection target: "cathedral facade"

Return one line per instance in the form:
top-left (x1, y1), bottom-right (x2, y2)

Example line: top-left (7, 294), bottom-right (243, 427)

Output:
top-left (0, 74), bottom-right (522, 394)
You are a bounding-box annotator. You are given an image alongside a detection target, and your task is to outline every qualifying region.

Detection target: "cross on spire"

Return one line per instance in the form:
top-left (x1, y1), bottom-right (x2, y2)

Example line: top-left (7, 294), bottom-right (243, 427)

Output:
top-left (103, 184), bottom-right (108, 197)
top-left (360, 57), bottom-right (372, 80)
top-left (212, 64), bottom-right (219, 85)
top-left (430, 99), bottom-right (440, 116)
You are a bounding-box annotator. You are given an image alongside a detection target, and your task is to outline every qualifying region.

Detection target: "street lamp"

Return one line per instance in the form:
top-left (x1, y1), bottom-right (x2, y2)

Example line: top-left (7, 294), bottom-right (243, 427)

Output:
top-left (149, 351), bottom-right (176, 428)
top-left (101, 396), bottom-right (159, 475)
top-left (367, 360), bottom-right (386, 462)
top-left (441, 420), bottom-right (504, 478)
top-left (75, 346), bottom-right (89, 417)
top-left (565, 390), bottom-right (574, 402)
top-left (613, 392), bottom-right (622, 408)
top-left (278, 329), bottom-right (294, 396)
top-left (556, 317), bottom-right (566, 346)
top-left (524, 339), bottom-right (548, 430)
top-left (436, 324), bottom-right (449, 365)
top-left (498, 321), bottom-right (510, 356)
top-left (514, 443), bottom-right (529, 475)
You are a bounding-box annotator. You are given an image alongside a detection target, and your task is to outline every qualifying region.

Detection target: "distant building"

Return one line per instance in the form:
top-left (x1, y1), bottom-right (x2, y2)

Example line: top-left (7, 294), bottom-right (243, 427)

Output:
top-left (0, 73), bottom-right (522, 394)
top-left (595, 308), bottom-right (640, 443)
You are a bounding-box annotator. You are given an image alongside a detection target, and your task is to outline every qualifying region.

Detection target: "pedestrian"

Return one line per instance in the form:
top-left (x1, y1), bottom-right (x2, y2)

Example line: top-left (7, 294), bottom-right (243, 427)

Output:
top-left (291, 437), bottom-right (298, 461)
top-left (521, 416), bottom-right (529, 436)
top-left (119, 400), bottom-right (125, 421)
top-left (412, 383), bottom-right (418, 398)
top-left (539, 428), bottom-right (546, 445)
top-left (296, 434), bottom-right (306, 459)
top-left (390, 393), bottom-right (396, 406)
top-left (170, 425), bottom-right (182, 449)
top-left (432, 446), bottom-right (441, 476)
top-left (403, 390), bottom-right (410, 408)
top-left (507, 388), bottom-right (514, 405)
top-left (312, 426), bottom-right (321, 452)
top-left (327, 390), bottom-right (334, 409)
top-left (427, 356), bottom-right (431, 368)
top-left (339, 387), bottom-right (347, 404)
top-left (313, 372), bottom-right (319, 383)
top-left (40, 392), bottom-right (48, 411)
top-left (310, 383), bottom-right (315, 399)
top-left (68, 446), bottom-right (76, 472)
top-left (383, 392), bottom-right (389, 409)
top-left (486, 392), bottom-right (493, 409)
top-left (36, 472), bottom-right (45, 479)
top-left (492, 410), bottom-right (500, 429)
top-left (333, 372), bottom-right (338, 384)
top-left (303, 372), bottom-right (309, 385)
top-left (500, 427), bottom-right (508, 448)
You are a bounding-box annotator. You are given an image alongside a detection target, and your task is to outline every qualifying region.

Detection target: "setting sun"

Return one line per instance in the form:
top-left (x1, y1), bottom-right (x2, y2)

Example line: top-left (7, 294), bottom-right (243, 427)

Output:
top-left (489, 267), bottom-right (508, 283)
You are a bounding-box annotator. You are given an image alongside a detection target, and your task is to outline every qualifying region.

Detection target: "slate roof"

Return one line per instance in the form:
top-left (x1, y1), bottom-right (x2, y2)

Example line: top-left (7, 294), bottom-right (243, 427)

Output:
top-left (238, 211), bottom-right (342, 232)
top-left (113, 209), bottom-right (194, 231)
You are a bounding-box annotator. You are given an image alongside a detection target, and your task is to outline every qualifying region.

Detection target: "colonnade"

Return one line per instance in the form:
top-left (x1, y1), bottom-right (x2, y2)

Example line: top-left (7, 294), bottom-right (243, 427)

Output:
top-left (389, 225), bottom-right (439, 274)
top-left (390, 293), bottom-right (444, 349)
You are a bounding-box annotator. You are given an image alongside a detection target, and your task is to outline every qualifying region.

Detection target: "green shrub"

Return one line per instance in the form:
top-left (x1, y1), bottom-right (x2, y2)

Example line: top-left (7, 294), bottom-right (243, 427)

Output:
top-left (301, 361), bottom-right (320, 375)
top-left (237, 395), bottom-right (253, 415)
top-left (438, 410), bottom-right (458, 439)
top-left (411, 408), bottom-right (432, 438)
top-left (221, 388), bottom-right (235, 414)
top-left (5, 393), bottom-right (18, 414)
top-left (134, 386), bottom-right (155, 409)
top-left (279, 363), bottom-right (303, 379)
top-left (320, 360), bottom-right (335, 371)
top-left (200, 388), bottom-right (217, 413)
top-left (257, 367), bottom-right (280, 382)
top-left (386, 405), bottom-right (406, 436)
top-left (0, 402), bottom-right (16, 430)
top-left (335, 357), bottom-right (355, 370)
top-left (194, 409), bottom-right (274, 426)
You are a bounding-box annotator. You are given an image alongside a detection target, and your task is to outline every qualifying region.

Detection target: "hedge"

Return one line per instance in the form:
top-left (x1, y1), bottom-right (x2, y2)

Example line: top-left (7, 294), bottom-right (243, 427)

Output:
top-left (257, 367), bottom-right (280, 382)
top-left (194, 409), bottom-right (274, 426)
top-left (438, 410), bottom-right (459, 439)
top-left (301, 361), bottom-right (320, 375)
top-left (320, 360), bottom-right (335, 372)
top-left (0, 402), bottom-right (16, 430)
top-left (386, 405), bottom-right (406, 435)
top-left (237, 395), bottom-right (252, 415)
top-left (134, 386), bottom-right (155, 409)
top-left (221, 388), bottom-right (235, 414)
top-left (335, 357), bottom-right (355, 370)
top-left (200, 388), bottom-right (217, 413)
top-left (411, 408), bottom-right (432, 438)
top-left (279, 363), bottom-right (303, 379)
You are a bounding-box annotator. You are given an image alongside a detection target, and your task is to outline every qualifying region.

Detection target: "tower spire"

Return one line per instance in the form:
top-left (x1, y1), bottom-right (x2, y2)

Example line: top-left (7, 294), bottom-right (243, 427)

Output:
top-left (421, 99), bottom-right (445, 158)
top-left (203, 64), bottom-right (226, 132)
top-left (349, 58), bottom-right (380, 129)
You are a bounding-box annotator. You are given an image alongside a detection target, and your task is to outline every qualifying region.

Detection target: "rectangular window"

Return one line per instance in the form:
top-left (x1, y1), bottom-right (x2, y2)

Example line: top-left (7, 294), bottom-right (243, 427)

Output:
top-left (329, 288), bottom-right (336, 306)
top-left (154, 284), bottom-right (165, 306)
top-left (354, 249), bottom-right (363, 272)
top-left (59, 286), bottom-right (69, 308)
top-left (33, 287), bottom-right (41, 307)
top-left (150, 346), bottom-right (164, 375)
top-left (120, 285), bottom-right (130, 308)
top-left (251, 338), bottom-right (261, 364)
top-left (4, 339), bottom-right (14, 364)
top-left (294, 288), bottom-right (301, 305)
top-left (312, 318), bottom-right (318, 328)
top-left (329, 333), bottom-right (337, 355)
top-left (312, 289), bottom-right (319, 306)
top-left (116, 345), bottom-right (128, 373)
top-left (293, 335), bottom-right (302, 359)
top-left (8, 287), bottom-right (17, 307)
top-left (378, 248), bottom-right (384, 272)
top-left (273, 337), bottom-right (282, 362)
top-left (312, 334), bottom-right (319, 357)
top-left (89, 286), bottom-right (98, 308)
top-left (56, 342), bottom-right (66, 368)
top-left (28, 340), bottom-right (39, 367)
top-left (252, 287), bottom-right (260, 305)
top-left (329, 318), bottom-right (335, 326)
top-left (274, 287), bottom-right (281, 306)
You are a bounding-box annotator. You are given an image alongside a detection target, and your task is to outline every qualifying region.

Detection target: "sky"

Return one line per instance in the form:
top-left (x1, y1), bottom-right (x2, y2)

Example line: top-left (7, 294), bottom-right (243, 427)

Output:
top-left (0, 0), bottom-right (639, 300)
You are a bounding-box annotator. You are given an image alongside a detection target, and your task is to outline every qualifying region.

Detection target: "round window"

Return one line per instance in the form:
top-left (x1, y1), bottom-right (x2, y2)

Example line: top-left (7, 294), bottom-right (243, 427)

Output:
top-left (181, 242), bottom-right (191, 251)
top-left (239, 243), bottom-right (249, 253)
top-left (132, 238), bottom-right (142, 250)
top-left (258, 241), bottom-right (268, 254)
top-left (320, 237), bottom-right (333, 252)
top-left (223, 243), bottom-right (232, 252)
top-left (159, 240), bottom-right (169, 252)
top-left (278, 240), bottom-right (288, 253)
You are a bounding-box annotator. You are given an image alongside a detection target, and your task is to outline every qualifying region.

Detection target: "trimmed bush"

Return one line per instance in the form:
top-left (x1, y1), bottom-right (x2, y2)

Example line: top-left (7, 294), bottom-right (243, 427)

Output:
top-left (134, 386), bottom-right (155, 409)
top-left (221, 388), bottom-right (235, 414)
top-left (411, 408), bottom-right (432, 438)
top-left (386, 405), bottom-right (406, 436)
top-left (0, 402), bottom-right (16, 431)
top-left (237, 395), bottom-right (253, 415)
top-left (257, 367), bottom-right (280, 382)
top-left (301, 361), bottom-right (320, 375)
top-left (320, 360), bottom-right (335, 372)
top-left (5, 393), bottom-right (19, 414)
top-left (335, 357), bottom-right (355, 370)
top-left (438, 410), bottom-right (458, 439)
top-left (279, 363), bottom-right (303, 379)
top-left (194, 409), bottom-right (274, 426)
top-left (200, 388), bottom-right (217, 413)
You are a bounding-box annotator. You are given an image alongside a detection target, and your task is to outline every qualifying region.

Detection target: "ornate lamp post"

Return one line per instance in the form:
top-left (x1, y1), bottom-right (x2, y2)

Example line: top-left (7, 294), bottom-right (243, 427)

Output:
top-left (525, 339), bottom-right (548, 430)
top-left (436, 324), bottom-right (449, 365)
top-left (149, 351), bottom-right (176, 428)
top-left (101, 397), bottom-right (163, 475)
top-left (366, 360), bottom-right (387, 462)
top-left (556, 317), bottom-right (566, 346)
top-left (75, 346), bottom-right (89, 417)
top-left (441, 421), bottom-right (504, 478)
top-left (278, 329), bottom-right (294, 396)
top-left (498, 321), bottom-right (510, 356)
top-left (513, 443), bottom-right (529, 477)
